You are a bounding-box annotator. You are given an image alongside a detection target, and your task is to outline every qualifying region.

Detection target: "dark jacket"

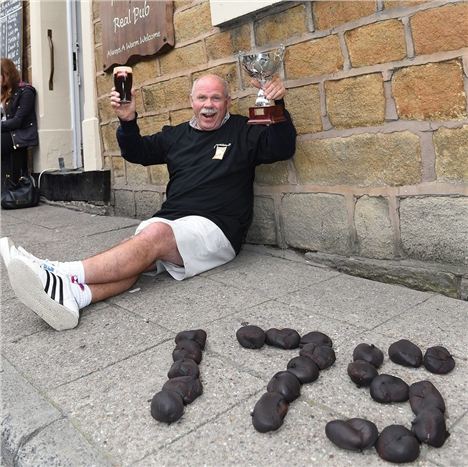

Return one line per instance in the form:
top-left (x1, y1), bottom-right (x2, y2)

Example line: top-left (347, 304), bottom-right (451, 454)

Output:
top-left (1, 82), bottom-right (38, 149)
top-left (117, 111), bottom-right (296, 253)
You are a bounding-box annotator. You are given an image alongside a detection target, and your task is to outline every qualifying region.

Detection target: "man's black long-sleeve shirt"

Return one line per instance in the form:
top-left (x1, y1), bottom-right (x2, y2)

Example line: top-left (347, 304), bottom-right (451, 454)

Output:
top-left (117, 111), bottom-right (296, 254)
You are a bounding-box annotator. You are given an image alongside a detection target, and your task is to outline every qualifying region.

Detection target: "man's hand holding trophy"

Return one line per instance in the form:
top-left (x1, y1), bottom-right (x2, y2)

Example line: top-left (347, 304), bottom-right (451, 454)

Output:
top-left (239, 45), bottom-right (286, 125)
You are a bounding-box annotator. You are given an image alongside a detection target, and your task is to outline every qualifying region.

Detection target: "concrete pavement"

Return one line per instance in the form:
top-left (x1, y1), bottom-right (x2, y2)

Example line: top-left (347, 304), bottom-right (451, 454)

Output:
top-left (1, 204), bottom-right (467, 466)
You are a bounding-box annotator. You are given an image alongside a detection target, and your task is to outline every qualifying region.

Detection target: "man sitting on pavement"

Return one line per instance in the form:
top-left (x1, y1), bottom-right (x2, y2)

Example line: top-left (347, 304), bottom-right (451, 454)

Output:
top-left (1, 74), bottom-right (297, 331)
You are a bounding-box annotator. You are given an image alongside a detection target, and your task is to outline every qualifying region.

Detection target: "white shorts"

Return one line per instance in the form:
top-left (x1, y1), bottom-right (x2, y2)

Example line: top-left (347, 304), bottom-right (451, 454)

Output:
top-left (135, 215), bottom-right (236, 281)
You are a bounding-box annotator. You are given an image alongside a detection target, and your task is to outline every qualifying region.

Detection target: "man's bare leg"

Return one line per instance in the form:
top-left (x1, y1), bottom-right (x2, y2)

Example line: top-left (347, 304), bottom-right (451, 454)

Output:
top-left (83, 222), bottom-right (182, 285)
top-left (88, 276), bottom-right (139, 302)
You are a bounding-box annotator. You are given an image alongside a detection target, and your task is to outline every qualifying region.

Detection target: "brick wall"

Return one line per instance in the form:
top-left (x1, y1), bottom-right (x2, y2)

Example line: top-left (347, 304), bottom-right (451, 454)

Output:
top-left (93, 0), bottom-right (468, 269)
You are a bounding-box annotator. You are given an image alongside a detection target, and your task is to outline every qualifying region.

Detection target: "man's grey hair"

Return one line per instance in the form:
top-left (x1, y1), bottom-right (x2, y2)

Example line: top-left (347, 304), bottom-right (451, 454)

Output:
top-left (191, 75), bottom-right (230, 98)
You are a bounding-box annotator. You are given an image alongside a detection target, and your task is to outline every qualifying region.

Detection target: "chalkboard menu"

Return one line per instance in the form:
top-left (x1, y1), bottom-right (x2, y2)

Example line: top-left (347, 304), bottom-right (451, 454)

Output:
top-left (0, 0), bottom-right (23, 74)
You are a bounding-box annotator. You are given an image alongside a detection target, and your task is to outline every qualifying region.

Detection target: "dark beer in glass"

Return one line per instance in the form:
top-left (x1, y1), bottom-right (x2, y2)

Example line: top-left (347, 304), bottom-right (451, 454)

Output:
top-left (113, 66), bottom-right (133, 103)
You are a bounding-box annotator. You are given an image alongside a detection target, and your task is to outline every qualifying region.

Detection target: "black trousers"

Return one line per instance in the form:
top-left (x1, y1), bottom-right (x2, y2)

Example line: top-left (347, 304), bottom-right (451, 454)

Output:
top-left (1, 133), bottom-right (28, 191)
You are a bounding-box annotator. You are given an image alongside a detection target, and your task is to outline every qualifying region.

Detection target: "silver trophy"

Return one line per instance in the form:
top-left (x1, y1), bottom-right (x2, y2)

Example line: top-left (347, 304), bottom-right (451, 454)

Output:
top-left (239, 45), bottom-right (286, 124)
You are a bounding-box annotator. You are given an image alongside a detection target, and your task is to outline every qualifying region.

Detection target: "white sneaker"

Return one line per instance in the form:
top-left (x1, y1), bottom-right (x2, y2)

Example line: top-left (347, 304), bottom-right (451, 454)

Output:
top-left (7, 256), bottom-right (79, 331)
top-left (0, 237), bottom-right (19, 267)
top-left (17, 245), bottom-right (62, 273)
top-left (0, 236), bottom-right (62, 273)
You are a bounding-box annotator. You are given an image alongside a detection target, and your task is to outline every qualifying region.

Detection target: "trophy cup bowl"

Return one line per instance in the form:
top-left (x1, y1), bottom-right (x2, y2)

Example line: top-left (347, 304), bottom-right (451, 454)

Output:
top-left (239, 45), bottom-right (286, 125)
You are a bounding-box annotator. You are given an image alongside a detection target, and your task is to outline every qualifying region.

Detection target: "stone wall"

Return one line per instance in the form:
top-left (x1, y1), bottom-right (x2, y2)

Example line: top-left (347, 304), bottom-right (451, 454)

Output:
top-left (93, 0), bottom-right (468, 294)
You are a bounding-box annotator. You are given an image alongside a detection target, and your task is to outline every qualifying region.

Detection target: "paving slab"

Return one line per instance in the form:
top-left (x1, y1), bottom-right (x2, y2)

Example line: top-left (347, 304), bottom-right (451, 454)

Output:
top-left (204, 300), bottom-right (367, 380)
top-left (48, 342), bottom-right (264, 465)
top-left (109, 274), bottom-right (270, 330)
top-left (301, 329), bottom-right (467, 429)
top-left (1, 204), bottom-right (467, 466)
top-left (276, 273), bottom-right (433, 329)
top-left (134, 393), bottom-right (438, 467)
top-left (205, 249), bottom-right (341, 298)
top-left (374, 294), bottom-right (468, 357)
top-left (2, 304), bottom-right (171, 390)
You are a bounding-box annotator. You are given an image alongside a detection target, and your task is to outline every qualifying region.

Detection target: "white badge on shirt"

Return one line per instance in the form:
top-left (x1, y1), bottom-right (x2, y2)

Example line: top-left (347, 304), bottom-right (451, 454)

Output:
top-left (212, 143), bottom-right (231, 160)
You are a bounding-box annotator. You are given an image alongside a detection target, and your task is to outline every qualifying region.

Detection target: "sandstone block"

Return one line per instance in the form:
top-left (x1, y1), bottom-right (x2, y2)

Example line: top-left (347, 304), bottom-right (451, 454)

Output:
top-left (284, 85), bottom-right (322, 134)
top-left (142, 77), bottom-right (191, 112)
top-left (113, 190), bottom-right (136, 218)
top-left (400, 196), bottom-right (468, 264)
top-left (411, 3), bottom-right (468, 55)
top-left (138, 114), bottom-right (170, 136)
top-left (285, 36), bottom-right (343, 79)
top-left (100, 122), bottom-right (120, 152)
top-left (383, 1), bottom-right (427, 9)
top-left (392, 60), bottom-right (466, 120)
top-left (295, 132), bottom-right (421, 186)
top-left (255, 161), bottom-right (290, 185)
top-left (255, 5), bottom-right (309, 47)
top-left (174, 2), bottom-right (213, 43)
top-left (205, 25), bottom-right (251, 61)
top-left (149, 165), bottom-right (169, 186)
top-left (193, 63), bottom-right (239, 93)
top-left (313, 1), bottom-right (376, 30)
top-left (325, 73), bottom-right (385, 128)
top-left (96, 72), bottom-right (113, 98)
top-left (97, 98), bottom-right (114, 123)
top-left (434, 125), bottom-right (468, 182)
top-left (135, 191), bottom-right (162, 219)
top-left (111, 156), bottom-right (125, 181)
top-left (95, 46), bottom-right (103, 75)
top-left (282, 193), bottom-right (350, 254)
top-left (133, 59), bottom-right (159, 87)
top-left (125, 162), bottom-right (149, 187)
top-left (94, 21), bottom-right (102, 45)
top-left (92, 2), bottom-right (100, 20)
top-left (246, 196), bottom-right (277, 245)
top-left (170, 108), bottom-right (194, 126)
top-left (355, 196), bottom-right (394, 259)
top-left (345, 19), bottom-right (406, 67)
top-left (160, 42), bottom-right (207, 75)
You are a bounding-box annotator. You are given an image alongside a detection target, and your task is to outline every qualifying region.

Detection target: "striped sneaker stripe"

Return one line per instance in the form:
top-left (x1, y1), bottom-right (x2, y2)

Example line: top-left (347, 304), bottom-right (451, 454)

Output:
top-left (44, 270), bottom-right (65, 305)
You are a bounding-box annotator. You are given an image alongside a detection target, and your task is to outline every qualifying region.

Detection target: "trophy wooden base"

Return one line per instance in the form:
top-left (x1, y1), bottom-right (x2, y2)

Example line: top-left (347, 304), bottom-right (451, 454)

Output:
top-left (247, 104), bottom-right (287, 125)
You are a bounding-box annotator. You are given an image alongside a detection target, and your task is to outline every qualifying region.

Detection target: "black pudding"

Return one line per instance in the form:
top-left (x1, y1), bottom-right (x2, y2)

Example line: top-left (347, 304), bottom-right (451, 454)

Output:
top-left (287, 356), bottom-right (320, 384)
top-left (299, 331), bottom-right (333, 348)
top-left (162, 376), bottom-right (203, 404)
top-left (388, 339), bottom-right (423, 368)
top-left (412, 408), bottom-right (449, 447)
top-left (352, 343), bottom-right (384, 368)
top-left (409, 380), bottom-right (446, 415)
top-left (347, 360), bottom-right (378, 387)
top-left (175, 329), bottom-right (207, 350)
top-left (376, 425), bottom-right (420, 463)
top-left (251, 392), bottom-right (288, 433)
top-left (266, 371), bottom-right (301, 402)
top-left (325, 418), bottom-right (378, 451)
top-left (150, 390), bottom-right (184, 424)
top-left (172, 339), bottom-right (202, 364)
top-left (423, 346), bottom-right (455, 374)
top-left (370, 374), bottom-right (409, 403)
top-left (299, 343), bottom-right (336, 370)
top-left (167, 358), bottom-right (200, 379)
top-left (236, 325), bottom-right (265, 349)
top-left (265, 328), bottom-right (301, 349)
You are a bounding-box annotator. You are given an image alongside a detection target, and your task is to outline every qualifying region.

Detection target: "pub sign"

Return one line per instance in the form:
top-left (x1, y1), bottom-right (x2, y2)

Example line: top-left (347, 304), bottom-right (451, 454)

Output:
top-left (101, 0), bottom-right (174, 71)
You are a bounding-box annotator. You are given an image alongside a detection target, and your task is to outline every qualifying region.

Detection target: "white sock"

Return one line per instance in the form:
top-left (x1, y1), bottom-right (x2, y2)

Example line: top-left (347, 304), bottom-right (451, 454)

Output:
top-left (60, 261), bottom-right (86, 284)
top-left (70, 278), bottom-right (92, 309)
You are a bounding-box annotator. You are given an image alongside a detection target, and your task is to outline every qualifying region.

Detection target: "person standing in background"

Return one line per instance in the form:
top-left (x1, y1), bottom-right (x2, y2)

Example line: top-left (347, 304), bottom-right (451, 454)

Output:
top-left (1, 58), bottom-right (38, 191)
